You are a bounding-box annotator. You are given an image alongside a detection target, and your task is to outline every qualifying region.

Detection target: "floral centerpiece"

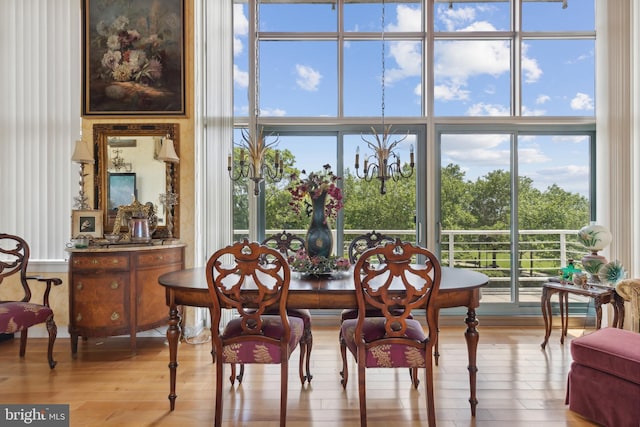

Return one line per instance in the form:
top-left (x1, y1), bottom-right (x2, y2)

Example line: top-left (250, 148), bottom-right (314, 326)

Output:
top-left (288, 164), bottom-right (344, 221)
top-left (288, 164), bottom-right (344, 260)
top-left (289, 249), bottom-right (351, 277)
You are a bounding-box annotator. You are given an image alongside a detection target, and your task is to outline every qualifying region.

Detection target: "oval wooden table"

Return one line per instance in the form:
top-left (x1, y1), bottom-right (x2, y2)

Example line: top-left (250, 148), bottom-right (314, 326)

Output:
top-left (158, 266), bottom-right (488, 415)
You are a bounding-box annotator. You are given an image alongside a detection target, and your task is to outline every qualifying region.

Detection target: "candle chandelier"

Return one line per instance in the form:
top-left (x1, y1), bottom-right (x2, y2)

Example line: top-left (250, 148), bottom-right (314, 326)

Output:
top-left (227, 127), bottom-right (284, 196)
top-left (227, 1), bottom-right (283, 196)
top-left (355, 0), bottom-right (414, 195)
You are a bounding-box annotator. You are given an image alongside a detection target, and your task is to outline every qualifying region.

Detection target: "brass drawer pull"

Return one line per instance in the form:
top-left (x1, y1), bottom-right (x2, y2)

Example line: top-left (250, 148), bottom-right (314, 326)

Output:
top-left (110, 281), bottom-right (119, 290)
top-left (77, 282), bottom-right (83, 290)
top-left (90, 259), bottom-right (99, 265)
top-left (111, 312), bottom-right (120, 321)
top-left (76, 313), bottom-right (82, 321)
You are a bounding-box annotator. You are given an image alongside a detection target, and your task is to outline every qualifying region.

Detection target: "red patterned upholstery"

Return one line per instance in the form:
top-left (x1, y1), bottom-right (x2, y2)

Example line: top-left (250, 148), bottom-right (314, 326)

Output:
top-left (0, 233), bottom-right (61, 369)
top-left (206, 239), bottom-right (301, 426)
top-left (341, 239), bottom-right (441, 427)
top-left (0, 302), bottom-right (54, 333)
top-left (220, 315), bottom-right (303, 364)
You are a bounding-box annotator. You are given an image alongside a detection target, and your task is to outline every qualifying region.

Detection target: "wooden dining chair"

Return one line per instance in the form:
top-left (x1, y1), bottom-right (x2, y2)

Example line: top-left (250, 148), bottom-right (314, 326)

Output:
top-left (206, 239), bottom-right (304, 427)
top-left (340, 239), bottom-right (442, 427)
top-left (261, 230), bottom-right (314, 384)
top-left (0, 233), bottom-right (62, 369)
top-left (339, 231), bottom-right (396, 385)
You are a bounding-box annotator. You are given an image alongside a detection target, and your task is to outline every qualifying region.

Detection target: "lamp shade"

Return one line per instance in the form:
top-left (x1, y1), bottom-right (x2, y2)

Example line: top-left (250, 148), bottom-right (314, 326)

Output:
top-left (71, 140), bottom-right (94, 164)
top-left (157, 136), bottom-right (180, 163)
top-left (577, 222), bottom-right (612, 253)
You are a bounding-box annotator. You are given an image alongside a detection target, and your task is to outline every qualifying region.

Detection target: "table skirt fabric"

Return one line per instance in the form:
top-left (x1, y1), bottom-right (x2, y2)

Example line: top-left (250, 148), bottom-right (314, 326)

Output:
top-left (566, 327), bottom-right (640, 427)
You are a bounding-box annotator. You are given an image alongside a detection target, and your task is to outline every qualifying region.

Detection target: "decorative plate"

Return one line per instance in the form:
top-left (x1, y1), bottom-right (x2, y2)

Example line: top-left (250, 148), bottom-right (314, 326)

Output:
top-left (597, 260), bottom-right (626, 285)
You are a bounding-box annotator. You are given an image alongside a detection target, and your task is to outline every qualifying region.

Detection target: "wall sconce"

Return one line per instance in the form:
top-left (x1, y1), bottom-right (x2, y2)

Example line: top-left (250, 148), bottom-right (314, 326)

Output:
top-left (227, 127), bottom-right (284, 196)
top-left (354, 0), bottom-right (414, 195)
top-left (157, 135), bottom-right (179, 239)
top-left (71, 139), bottom-right (94, 210)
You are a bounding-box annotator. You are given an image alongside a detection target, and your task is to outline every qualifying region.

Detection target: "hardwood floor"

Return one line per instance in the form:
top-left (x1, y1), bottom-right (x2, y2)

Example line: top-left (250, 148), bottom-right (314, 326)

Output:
top-left (0, 326), bottom-right (599, 426)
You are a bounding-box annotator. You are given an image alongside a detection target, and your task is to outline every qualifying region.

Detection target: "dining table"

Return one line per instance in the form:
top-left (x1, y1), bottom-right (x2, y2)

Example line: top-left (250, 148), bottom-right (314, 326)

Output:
top-left (158, 266), bottom-right (489, 415)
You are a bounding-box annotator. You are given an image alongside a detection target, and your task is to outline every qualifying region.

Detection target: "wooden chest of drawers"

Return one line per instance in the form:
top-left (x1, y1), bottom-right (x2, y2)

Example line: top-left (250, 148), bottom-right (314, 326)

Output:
top-left (67, 244), bottom-right (185, 354)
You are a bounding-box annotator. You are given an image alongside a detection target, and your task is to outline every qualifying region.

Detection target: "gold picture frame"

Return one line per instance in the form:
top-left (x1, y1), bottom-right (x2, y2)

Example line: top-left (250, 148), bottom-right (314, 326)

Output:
top-left (72, 210), bottom-right (104, 238)
top-left (81, 0), bottom-right (186, 115)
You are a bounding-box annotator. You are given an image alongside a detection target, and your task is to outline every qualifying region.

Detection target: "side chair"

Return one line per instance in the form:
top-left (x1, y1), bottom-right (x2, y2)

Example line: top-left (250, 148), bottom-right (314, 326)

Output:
top-left (261, 230), bottom-right (313, 384)
top-left (340, 239), bottom-right (442, 427)
top-left (339, 231), bottom-right (396, 386)
top-left (206, 239), bottom-right (304, 427)
top-left (0, 233), bottom-right (62, 368)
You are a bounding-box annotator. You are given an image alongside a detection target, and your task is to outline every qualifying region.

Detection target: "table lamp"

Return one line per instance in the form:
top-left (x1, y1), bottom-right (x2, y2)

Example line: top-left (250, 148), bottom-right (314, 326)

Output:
top-left (577, 222), bottom-right (612, 282)
top-left (71, 139), bottom-right (94, 210)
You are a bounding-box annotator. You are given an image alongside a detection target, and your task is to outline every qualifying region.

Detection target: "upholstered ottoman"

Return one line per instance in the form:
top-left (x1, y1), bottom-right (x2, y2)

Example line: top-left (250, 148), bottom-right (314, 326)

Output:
top-left (566, 327), bottom-right (640, 427)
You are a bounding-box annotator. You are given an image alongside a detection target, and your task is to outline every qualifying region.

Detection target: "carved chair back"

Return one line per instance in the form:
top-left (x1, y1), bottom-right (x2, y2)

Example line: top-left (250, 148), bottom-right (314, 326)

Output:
top-left (348, 230), bottom-right (396, 264)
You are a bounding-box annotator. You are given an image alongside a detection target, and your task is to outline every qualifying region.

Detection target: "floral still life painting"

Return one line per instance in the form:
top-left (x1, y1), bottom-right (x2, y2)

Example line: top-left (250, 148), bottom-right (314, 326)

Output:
top-left (82, 0), bottom-right (185, 115)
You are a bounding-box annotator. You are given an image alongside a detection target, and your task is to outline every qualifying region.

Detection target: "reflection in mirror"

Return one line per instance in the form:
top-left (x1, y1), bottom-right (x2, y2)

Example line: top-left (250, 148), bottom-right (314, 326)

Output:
top-left (93, 123), bottom-right (179, 239)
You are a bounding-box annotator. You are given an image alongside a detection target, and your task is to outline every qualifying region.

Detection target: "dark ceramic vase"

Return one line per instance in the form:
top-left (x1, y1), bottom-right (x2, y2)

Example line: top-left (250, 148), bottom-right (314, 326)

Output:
top-left (305, 191), bottom-right (333, 258)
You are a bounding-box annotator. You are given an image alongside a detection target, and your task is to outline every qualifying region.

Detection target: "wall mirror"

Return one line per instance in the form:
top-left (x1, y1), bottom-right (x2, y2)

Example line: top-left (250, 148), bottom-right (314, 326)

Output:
top-left (93, 123), bottom-right (180, 239)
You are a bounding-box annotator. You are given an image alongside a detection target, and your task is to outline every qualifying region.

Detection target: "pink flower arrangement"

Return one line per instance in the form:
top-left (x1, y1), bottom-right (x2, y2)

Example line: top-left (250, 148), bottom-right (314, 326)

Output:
top-left (289, 248), bottom-right (350, 276)
top-left (288, 164), bottom-right (344, 221)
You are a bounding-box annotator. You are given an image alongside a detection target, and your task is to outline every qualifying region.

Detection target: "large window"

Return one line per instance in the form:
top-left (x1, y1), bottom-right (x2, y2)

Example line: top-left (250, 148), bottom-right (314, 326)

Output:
top-left (232, 0), bottom-right (596, 312)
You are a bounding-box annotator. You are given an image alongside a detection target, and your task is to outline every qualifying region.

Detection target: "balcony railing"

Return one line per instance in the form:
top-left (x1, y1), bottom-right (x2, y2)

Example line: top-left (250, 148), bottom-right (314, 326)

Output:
top-left (235, 228), bottom-right (586, 288)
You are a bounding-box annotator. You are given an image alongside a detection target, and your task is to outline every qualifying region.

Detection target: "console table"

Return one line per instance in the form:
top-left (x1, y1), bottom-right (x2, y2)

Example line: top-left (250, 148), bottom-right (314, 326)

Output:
top-left (66, 242), bottom-right (185, 354)
top-left (540, 280), bottom-right (625, 349)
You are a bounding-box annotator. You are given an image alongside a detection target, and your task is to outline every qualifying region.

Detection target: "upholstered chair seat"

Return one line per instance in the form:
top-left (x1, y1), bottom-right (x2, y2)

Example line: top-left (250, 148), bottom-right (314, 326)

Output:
top-left (220, 315), bottom-right (304, 364)
top-left (0, 233), bottom-right (62, 369)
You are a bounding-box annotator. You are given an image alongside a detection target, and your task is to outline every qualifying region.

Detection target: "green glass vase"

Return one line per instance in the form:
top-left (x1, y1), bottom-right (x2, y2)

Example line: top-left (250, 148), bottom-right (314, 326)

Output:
top-left (305, 191), bottom-right (333, 258)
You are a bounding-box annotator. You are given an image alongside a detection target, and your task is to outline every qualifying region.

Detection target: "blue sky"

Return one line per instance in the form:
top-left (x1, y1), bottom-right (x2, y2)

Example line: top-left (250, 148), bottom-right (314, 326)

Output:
top-left (231, 1), bottom-right (595, 196)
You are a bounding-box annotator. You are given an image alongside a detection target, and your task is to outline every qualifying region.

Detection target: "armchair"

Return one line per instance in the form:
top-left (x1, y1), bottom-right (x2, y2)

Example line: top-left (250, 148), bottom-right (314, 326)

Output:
top-left (0, 234), bottom-right (62, 368)
top-left (616, 278), bottom-right (640, 332)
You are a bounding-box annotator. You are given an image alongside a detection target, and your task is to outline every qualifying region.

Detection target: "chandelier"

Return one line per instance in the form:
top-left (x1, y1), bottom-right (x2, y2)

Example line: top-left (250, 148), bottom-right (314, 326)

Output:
top-left (354, 0), bottom-right (414, 195)
top-left (227, 0), bottom-right (284, 196)
top-left (227, 127), bottom-right (284, 196)
top-left (111, 149), bottom-right (132, 172)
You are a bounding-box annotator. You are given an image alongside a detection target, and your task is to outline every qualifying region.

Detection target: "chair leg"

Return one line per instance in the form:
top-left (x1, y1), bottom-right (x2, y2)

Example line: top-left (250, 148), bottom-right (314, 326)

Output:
top-left (434, 308), bottom-right (441, 366)
top-left (298, 339), bottom-right (307, 384)
top-left (46, 316), bottom-right (57, 369)
top-left (410, 367), bottom-right (420, 389)
top-left (280, 359), bottom-right (288, 427)
top-left (304, 327), bottom-right (313, 383)
top-left (215, 359), bottom-right (224, 427)
top-left (357, 357), bottom-right (367, 426)
top-left (339, 332), bottom-right (349, 389)
top-left (424, 356), bottom-right (436, 427)
top-left (230, 364), bottom-right (237, 385)
top-left (19, 329), bottom-right (27, 358)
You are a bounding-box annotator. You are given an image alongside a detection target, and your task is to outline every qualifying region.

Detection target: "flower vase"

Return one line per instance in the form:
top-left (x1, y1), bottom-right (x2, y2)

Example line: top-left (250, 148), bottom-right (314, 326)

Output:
top-left (305, 191), bottom-right (333, 258)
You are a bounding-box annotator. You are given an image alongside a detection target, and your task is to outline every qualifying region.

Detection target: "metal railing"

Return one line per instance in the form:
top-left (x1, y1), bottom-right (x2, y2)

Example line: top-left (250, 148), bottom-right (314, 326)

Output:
top-left (235, 228), bottom-right (585, 287)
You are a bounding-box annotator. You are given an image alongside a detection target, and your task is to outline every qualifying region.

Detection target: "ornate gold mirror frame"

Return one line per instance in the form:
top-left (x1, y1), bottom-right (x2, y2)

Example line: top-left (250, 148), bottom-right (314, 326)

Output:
top-left (93, 123), bottom-right (180, 239)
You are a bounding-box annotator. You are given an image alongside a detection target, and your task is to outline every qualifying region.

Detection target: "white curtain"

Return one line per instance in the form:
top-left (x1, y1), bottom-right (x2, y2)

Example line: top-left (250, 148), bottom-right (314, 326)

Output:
top-left (0, 0), bottom-right (81, 263)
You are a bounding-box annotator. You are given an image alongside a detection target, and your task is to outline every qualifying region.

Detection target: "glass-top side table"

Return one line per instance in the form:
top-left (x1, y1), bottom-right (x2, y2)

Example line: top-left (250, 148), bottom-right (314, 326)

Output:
top-left (540, 281), bottom-right (625, 349)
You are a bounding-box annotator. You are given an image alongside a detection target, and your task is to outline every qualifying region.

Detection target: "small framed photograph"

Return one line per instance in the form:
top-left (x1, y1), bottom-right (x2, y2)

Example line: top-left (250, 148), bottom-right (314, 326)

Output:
top-left (72, 210), bottom-right (104, 238)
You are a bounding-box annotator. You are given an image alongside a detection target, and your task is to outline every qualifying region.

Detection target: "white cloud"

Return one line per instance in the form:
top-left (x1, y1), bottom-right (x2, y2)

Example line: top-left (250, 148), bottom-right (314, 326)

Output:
top-left (518, 148), bottom-right (551, 164)
top-left (536, 94), bottom-right (551, 104)
top-left (387, 5), bottom-right (422, 32)
top-left (259, 107), bottom-right (287, 117)
top-left (386, 41), bottom-right (422, 83)
top-left (434, 83), bottom-right (470, 101)
top-left (527, 165), bottom-right (589, 194)
top-left (295, 64), bottom-right (322, 91)
top-left (233, 5), bottom-right (248, 37)
top-left (521, 107), bottom-right (546, 116)
top-left (436, 6), bottom-right (477, 32)
top-left (551, 135), bottom-right (589, 144)
top-left (570, 92), bottom-right (594, 110)
top-left (234, 64), bottom-right (248, 88)
top-left (466, 102), bottom-right (510, 116)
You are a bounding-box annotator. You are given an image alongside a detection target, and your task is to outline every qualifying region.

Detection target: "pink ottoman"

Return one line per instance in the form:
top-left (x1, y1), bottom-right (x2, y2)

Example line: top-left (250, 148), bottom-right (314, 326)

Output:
top-left (566, 327), bottom-right (640, 427)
